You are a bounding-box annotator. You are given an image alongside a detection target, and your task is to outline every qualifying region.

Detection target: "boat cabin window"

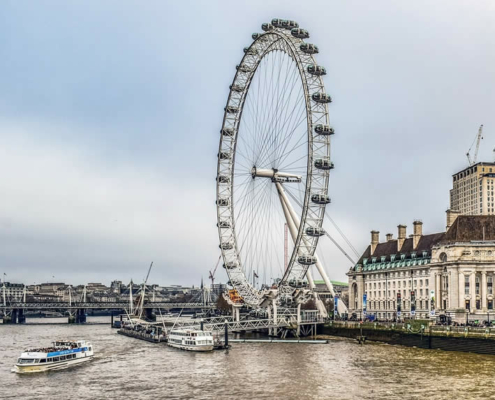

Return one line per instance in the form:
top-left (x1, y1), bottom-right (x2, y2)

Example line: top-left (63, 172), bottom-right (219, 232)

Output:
top-left (18, 358), bottom-right (34, 364)
top-left (53, 357), bottom-right (60, 362)
top-left (40, 359), bottom-right (47, 363)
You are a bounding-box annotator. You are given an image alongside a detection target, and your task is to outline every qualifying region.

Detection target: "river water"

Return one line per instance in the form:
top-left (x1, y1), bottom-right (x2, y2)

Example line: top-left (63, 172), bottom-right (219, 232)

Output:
top-left (1, 317), bottom-right (495, 399)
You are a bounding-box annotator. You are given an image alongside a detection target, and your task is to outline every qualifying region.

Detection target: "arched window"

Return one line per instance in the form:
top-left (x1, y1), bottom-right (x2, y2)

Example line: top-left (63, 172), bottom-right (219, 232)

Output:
top-left (439, 252), bottom-right (447, 263)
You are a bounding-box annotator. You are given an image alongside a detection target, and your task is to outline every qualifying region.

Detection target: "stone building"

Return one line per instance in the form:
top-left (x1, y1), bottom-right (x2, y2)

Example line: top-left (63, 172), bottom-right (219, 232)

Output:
top-left (348, 213), bottom-right (495, 321)
top-left (450, 162), bottom-right (495, 215)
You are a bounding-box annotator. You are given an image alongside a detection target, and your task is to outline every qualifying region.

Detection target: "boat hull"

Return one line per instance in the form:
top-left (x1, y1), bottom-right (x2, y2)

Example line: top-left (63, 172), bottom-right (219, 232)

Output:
top-left (167, 343), bottom-right (214, 352)
top-left (13, 355), bottom-right (93, 374)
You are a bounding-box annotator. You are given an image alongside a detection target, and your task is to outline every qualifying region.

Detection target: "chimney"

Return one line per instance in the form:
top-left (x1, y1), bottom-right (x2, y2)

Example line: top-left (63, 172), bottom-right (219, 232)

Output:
top-left (413, 220), bottom-right (423, 250)
top-left (446, 209), bottom-right (461, 231)
top-left (386, 233), bottom-right (393, 242)
top-left (371, 231), bottom-right (379, 254)
top-left (397, 225), bottom-right (407, 252)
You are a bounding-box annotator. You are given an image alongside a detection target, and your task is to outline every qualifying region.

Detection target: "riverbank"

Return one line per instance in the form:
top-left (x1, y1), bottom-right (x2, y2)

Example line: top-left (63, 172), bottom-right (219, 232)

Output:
top-left (323, 321), bottom-right (495, 355)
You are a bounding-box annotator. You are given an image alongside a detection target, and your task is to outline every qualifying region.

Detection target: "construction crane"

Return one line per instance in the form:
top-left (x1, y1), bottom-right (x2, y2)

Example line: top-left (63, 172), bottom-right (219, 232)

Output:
top-left (466, 125), bottom-right (484, 166)
top-left (208, 255), bottom-right (222, 287)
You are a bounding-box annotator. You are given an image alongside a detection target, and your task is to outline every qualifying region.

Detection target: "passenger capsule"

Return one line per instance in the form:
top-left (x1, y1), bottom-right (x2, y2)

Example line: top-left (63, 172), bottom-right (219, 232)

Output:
top-left (291, 28), bottom-right (309, 39)
top-left (314, 125), bottom-right (334, 135)
top-left (216, 198), bottom-right (230, 207)
top-left (306, 227), bottom-right (325, 237)
top-left (230, 84), bottom-right (245, 92)
top-left (297, 255), bottom-right (317, 266)
top-left (236, 64), bottom-right (252, 73)
top-left (271, 18), bottom-right (285, 28)
top-left (307, 64), bottom-right (326, 76)
top-left (217, 220), bottom-right (231, 229)
top-left (300, 43), bottom-right (319, 54)
top-left (218, 152), bottom-right (232, 160)
top-left (224, 106), bottom-right (239, 113)
top-left (288, 279), bottom-right (308, 288)
top-left (243, 47), bottom-right (258, 56)
top-left (223, 262), bottom-right (238, 270)
top-left (312, 93), bottom-right (332, 104)
top-left (262, 23), bottom-right (274, 32)
top-left (221, 128), bottom-right (234, 137)
top-left (314, 158), bottom-right (334, 170)
top-left (217, 175), bottom-right (231, 184)
top-left (219, 242), bottom-right (234, 250)
top-left (311, 194), bottom-right (331, 205)
top-left (252, 33), bottom-right (261, 40)
top-left (281, 20), bottom-right (299, 30)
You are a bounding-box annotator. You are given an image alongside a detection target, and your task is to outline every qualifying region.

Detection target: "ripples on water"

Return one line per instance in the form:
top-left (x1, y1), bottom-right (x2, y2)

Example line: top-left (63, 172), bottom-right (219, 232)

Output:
top-left (1, 317), bottom-right (495, 399)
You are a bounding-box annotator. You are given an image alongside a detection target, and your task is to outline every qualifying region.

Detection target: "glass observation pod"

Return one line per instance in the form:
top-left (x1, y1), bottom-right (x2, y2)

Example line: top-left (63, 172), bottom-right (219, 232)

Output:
top-left (229, 85), bottom-right (245, 93)
top-left (314, 158), bottom-right (334, 170)
top-left (236, 64), bottom-right (252, 73)
top-left (312, 93), bottom-right (332, 104)
top-left (307, 65), bottom-right (326, 76)
top-left (224, 262), bottom-right (238, 270)
top-left (298, 255), bottom-right (317, 266)
top-left (306, 227), bottom-right (325, 237)
top-left (262, 23), bottom-right (274, 32)
top-left (216, 198), bottom-right (230, 207)
top-left (217, 220), bottom-right (231, 229)
top-left (219, 242), bottom-right (234, 250)
top-left (314, 124), bottom-right (334, 135)
top-left (221, 128), bottom-right (234, 137)
top-left (218, 152), bottom-right (232, 160)
top-left (225, 106), bottom-right (239, 113)
top-left (300, 43), bottom-right (319, 54)
top-left (281, 20), bottom-right (299, 29)
top-left (311, 194), bottom-right (331, 205)
top-left (252, 33), bottom-right (261, 40)
top-left (291, 28), bottom-right (309, 39)
top-left (217, 175), bottom-right (230, 183)
top-left (271, 18), bottom-right (285, 27)
top-left (288, 279), bottom-right (308, 288)
top-left (243, 47), bottom-right (258, 55)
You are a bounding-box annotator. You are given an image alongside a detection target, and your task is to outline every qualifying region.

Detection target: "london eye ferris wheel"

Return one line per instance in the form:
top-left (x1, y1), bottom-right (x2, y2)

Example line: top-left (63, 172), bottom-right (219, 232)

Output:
top-left (216, 18), bottom-right (334, 307)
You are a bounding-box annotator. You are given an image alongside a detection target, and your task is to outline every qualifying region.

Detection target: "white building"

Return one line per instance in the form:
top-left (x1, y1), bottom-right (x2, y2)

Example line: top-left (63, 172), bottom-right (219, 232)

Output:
top-left (348, 213), bottom-right (495, 322)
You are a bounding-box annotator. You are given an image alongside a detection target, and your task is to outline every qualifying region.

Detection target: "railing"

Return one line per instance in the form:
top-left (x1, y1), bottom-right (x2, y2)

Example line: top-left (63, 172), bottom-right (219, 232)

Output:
top-left (3, 302), bottom-right (214, 310)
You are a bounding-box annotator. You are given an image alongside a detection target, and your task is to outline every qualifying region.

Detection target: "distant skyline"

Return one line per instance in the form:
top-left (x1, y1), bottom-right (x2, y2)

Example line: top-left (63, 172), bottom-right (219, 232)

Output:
top-left (1, 1), bottom-right (494, 286)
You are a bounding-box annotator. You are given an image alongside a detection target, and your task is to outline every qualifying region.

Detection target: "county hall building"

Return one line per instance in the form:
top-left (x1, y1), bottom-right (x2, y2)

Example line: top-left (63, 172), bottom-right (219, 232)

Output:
top-left (347, 162), bottom-right (495, 321)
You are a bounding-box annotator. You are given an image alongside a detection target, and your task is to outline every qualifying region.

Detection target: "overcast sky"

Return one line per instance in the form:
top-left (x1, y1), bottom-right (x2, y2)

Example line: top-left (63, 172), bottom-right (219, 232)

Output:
top-left (1, 1), bottom-right (494, 287)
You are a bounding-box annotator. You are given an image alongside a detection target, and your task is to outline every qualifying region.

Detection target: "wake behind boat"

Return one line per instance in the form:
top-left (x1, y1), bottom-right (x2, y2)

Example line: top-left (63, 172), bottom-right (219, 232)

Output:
top-left (12, 340), bottom-right (94, 374)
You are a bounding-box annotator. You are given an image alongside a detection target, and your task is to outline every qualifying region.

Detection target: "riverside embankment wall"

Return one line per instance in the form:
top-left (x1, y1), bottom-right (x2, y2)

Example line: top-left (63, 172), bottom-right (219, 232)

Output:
top-left (322, 322), bottom-right (495, 355)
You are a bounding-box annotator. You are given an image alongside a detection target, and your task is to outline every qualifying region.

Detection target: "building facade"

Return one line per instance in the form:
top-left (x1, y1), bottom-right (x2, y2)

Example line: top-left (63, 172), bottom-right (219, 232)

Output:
top-left (450, 162), bottom-right (495, 215)
top-left (348, 214), bottom-right (495, 321)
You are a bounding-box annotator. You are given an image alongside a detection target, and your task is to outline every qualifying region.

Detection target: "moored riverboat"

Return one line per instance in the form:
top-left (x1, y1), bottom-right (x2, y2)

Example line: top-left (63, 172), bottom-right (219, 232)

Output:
top-left (167, 329), bottom-right (214, 352)
top-left (12, 340), bottom-right (94, 373)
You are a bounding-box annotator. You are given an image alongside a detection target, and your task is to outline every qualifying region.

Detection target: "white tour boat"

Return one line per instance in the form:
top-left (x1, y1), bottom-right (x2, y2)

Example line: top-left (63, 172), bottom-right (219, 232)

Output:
top-left (167, 329), bottom-right (214, 352)
top-left (12, 340), bottom-right (94, 374)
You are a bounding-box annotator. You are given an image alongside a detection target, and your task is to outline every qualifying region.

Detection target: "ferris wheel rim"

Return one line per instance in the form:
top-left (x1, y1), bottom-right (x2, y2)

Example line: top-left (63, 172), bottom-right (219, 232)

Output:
top-left (216, 20), bottom-right (332, 307)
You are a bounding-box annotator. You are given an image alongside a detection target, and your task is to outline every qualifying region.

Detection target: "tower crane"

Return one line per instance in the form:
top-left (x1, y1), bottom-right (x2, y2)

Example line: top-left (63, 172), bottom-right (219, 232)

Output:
top-left (466, 125), bottom-right (484, 166)
top-left (208, 255), bottom-right (222, 287)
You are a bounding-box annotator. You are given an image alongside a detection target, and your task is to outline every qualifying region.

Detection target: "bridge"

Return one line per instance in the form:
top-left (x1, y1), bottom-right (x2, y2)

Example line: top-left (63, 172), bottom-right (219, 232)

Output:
top-left (3, 302), bottom-right (215, 310)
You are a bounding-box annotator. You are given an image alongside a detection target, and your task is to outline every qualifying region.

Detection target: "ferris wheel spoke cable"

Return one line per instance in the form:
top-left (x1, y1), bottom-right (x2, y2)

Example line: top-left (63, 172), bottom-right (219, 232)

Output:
top-left (257, 72), bottom-right (305, 166)
top-left (284, 187), bottom-right (357, 266)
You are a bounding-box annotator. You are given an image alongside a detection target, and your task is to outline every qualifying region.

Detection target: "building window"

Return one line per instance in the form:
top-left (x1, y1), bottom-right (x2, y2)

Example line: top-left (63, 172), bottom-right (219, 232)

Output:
top-left (489, 300), bottom-right (493, 310)
top-left (476, 276), bottom-right (480, 295)
top-left (425, 279), bottom-right (429, 286)
top-left (465, 276), bottom-right (470, 295)
top-left (488, 276), bottom-right (493, 295)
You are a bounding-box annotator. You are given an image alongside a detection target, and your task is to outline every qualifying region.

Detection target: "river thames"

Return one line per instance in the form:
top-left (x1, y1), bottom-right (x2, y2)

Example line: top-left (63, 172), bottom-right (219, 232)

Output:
top-left (2, 317), bottom-right (495, 399)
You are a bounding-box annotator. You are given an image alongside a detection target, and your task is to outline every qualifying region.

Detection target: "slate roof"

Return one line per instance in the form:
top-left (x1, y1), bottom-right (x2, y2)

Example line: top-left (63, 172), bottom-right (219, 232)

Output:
top-left (441, 215), bottom-right (495, 243)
